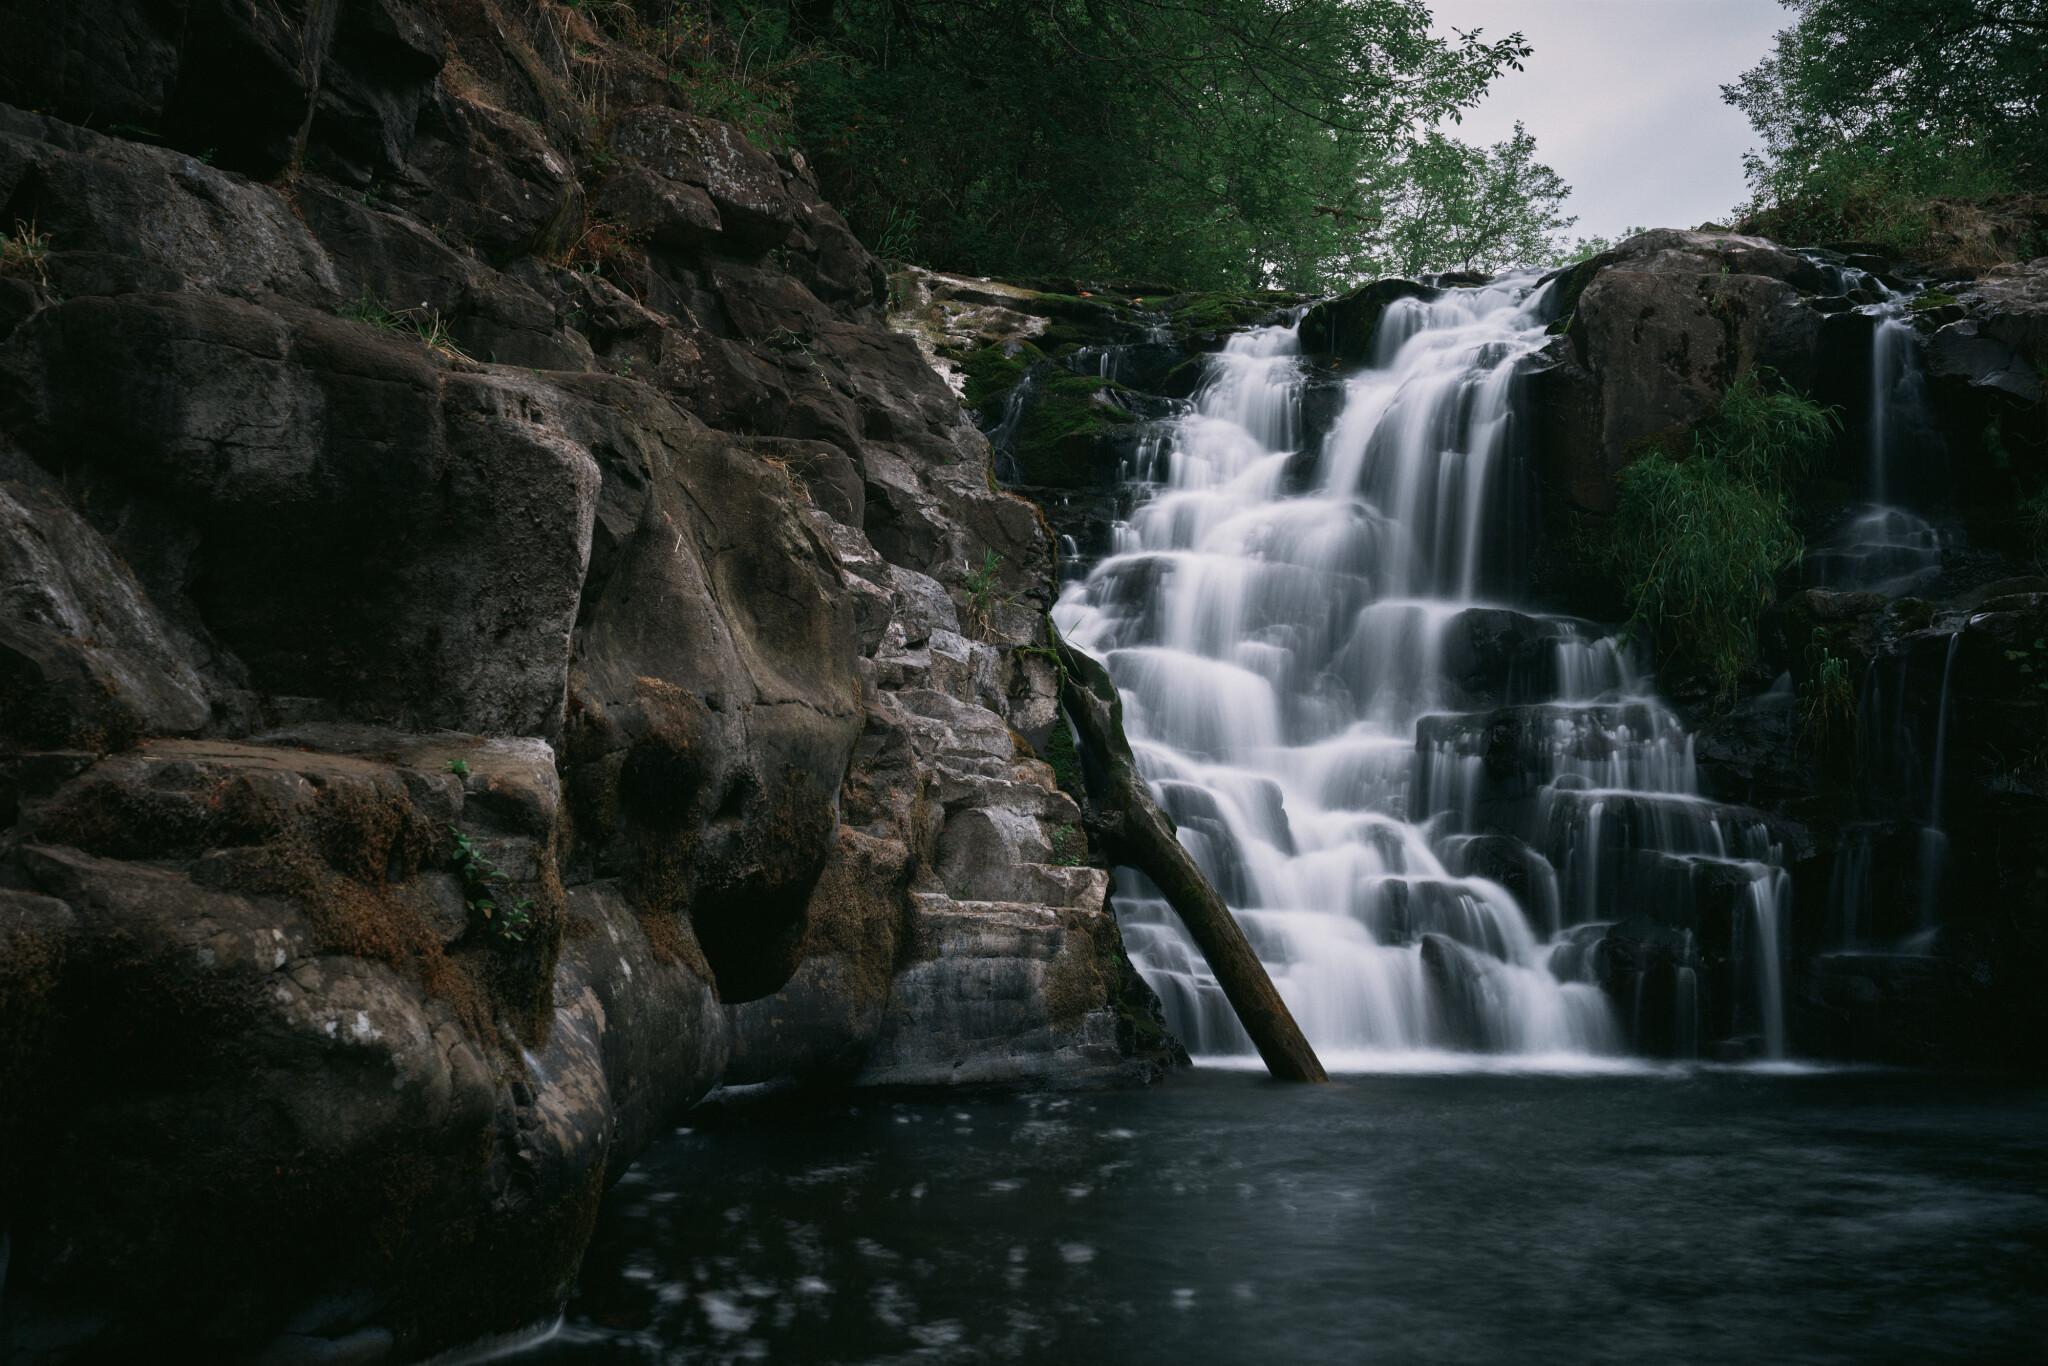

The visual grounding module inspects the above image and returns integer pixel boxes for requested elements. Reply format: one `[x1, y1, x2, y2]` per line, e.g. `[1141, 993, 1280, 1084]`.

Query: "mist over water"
[1053, 277, 1791, 1066]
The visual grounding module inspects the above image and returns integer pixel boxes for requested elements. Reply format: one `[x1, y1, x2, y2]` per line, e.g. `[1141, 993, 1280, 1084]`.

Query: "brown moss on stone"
[37, 750, 566, 1047]
[1043, 908, 1112, 1033]
[793, 827, 911, 1010]
[0, 892, 74, 1192]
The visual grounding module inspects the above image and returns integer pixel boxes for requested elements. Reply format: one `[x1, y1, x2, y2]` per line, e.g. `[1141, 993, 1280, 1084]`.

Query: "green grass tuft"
[1605, 369, 1839, 700]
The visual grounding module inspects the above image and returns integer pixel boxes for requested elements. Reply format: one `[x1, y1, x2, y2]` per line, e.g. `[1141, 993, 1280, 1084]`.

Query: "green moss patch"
[1013, 374, 1139, 487]
[1161, 291, 1277, 341]
[960, 341, 1045, 412]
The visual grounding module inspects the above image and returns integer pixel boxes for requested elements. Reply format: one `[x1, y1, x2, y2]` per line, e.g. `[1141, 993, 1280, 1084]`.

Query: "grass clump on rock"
[1605, 369, 1839, 700]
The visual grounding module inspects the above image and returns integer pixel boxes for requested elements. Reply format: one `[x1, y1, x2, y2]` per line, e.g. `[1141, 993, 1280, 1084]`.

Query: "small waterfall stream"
[1054, 277, 1793, 1066]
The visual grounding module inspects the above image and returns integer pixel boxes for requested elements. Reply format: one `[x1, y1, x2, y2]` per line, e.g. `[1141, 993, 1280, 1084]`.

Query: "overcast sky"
[1429, 0, 1793, 242]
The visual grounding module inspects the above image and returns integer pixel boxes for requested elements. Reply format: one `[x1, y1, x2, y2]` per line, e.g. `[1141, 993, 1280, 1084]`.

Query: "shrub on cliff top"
[1724, 0, 2046, 254]
[1606, 370, 1839, 700]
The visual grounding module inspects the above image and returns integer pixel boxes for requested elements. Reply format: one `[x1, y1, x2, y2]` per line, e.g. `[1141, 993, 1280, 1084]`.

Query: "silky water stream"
[1054, 276, 1788, 1067]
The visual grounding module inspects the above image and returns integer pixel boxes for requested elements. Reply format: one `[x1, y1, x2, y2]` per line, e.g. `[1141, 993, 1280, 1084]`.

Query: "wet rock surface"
[0, 6, 1170, 1361]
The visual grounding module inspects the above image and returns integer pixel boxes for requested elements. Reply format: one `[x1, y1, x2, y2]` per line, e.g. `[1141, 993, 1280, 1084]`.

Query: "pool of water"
[516, 1068, 2048, 1364]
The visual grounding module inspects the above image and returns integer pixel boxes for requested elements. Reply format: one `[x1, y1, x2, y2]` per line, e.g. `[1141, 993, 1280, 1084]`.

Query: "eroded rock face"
[0, 7, 1167, 1360]
[1931, 257, 2048, 404]
[1532, 230, 1826, 514]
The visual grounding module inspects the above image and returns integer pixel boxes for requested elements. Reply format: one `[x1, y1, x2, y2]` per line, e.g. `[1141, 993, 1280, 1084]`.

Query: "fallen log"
[1053, 627, 1328, 1083]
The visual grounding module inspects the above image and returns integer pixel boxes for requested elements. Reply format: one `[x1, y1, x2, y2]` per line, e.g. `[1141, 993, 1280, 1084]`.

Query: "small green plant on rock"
[1604, 369, 1838, 701]
[450, 829, 532, 943]
[443, 758, 471, 776]
[962, 549, 1014, 637]
[1048, 823, 1087, 867]
[2, 218, 51, 283]
[2003, 638, 2048, 698]
[1042, 709, 1085, 797]
[763, 325, 819, 372]
[337, 293, 472, 361]
[1798, 629, 1857, 761]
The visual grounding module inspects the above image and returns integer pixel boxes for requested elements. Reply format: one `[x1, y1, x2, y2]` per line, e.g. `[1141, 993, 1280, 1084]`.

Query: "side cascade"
[1053, 276, 1795, 1067]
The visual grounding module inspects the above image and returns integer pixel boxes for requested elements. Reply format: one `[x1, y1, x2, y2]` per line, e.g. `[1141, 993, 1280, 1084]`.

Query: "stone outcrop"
[885, 267, 1303, 562]
[0, 4, 1174, 1361]
[1530, 229, 1828, 514]
[1297, 277, 1439, 365]
[1928, 256, 2048, 405]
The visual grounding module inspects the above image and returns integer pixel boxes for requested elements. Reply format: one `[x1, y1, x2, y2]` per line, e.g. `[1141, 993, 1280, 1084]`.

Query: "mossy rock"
[1036, 320, 1111, 353]
[1157, 355, 1210, 399]
[1297, 278, 1439, 364]
[960, 340, 1045, 412]
[1013, 373, 1139, 487]
[1104, 278, 1181, 299]
[1160, 291, 1279, 346]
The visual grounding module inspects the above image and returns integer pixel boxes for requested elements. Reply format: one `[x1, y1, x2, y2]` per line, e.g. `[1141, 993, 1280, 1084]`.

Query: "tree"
[1368, 122, 1576, 276]
[1723, 0, 2047, 245]
[735, 0, 1541, 289]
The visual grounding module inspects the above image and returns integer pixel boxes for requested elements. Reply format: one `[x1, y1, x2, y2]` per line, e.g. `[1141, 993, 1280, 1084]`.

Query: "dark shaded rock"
[554, 385, 862, 1003]
[1593, 911, 1701, 1058]
[723, 827, 912, 1085]
[306, 0, 448, 185]
[0, 105, 342, 305]
[378, 83, 584, 264]
[1928, 317, 2041, 403]
[1297, 278, 1437, 365]
[1793, 951, 1978, 1066]
[3, 290, 600, 734]
[1420, 931, 1493, 1050]
[0, 466, 210, 749]
[1533, 264, 1818, 514]
[1437, 834, 1557, 936]
[1438, 607, 1557, 708]
[607, 104, 796, 254]
[0, 0, 346, 179]
[591, 163, 722, 249]
[0, 733, 635, 1362]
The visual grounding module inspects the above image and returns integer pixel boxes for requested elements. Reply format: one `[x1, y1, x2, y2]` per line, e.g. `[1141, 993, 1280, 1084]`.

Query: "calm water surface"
[518, 1068, 2048, 1364]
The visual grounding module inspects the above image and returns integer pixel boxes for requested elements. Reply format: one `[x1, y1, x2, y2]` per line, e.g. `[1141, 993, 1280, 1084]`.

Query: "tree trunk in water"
[1054, 629, 1328, 1084]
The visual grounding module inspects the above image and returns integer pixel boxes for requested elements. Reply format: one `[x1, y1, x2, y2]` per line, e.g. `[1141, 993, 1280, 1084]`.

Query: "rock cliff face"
[0, 3, 1172, 1361]
[1528, 229, 1829, 515]
[1524, 240, 2048, 1069]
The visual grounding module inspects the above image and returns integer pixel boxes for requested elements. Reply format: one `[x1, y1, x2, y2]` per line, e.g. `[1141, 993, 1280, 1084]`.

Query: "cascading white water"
[1805, 287, 1947, 595]
[1056, 276, 1793, 1067]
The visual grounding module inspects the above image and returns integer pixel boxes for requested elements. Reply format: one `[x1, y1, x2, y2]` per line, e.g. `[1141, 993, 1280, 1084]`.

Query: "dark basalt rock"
[1533, 267, 1821, 515]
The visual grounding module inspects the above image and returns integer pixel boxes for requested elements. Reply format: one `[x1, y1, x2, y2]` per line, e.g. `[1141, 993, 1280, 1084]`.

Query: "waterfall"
[988, 371, 1036, 483]
[1804, 283, 1948, 595]
[1055, 276, 1793, 1067]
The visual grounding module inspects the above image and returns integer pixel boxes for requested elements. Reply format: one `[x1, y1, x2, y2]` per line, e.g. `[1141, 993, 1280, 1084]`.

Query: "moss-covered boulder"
[1155, 290, 1299, 351]
[1297, 278, 1439, 364]
[959, 339, 1046, 412]
[1014, 374, 1141, 487]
